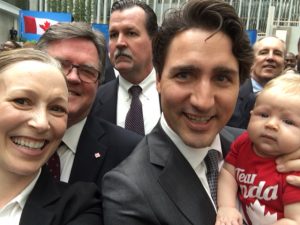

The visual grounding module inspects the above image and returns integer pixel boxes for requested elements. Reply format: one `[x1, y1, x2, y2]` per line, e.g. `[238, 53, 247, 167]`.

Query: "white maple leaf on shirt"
[246, 200, 277, 225]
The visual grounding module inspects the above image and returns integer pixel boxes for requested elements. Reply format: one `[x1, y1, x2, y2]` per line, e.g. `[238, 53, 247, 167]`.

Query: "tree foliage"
[46, 0, 97, 23]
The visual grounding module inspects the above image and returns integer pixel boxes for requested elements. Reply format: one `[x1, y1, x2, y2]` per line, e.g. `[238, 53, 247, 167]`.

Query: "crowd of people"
[1, 0, 300, 224]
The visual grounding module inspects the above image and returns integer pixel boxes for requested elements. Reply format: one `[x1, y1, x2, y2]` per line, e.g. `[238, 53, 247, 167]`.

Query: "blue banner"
[92, 23, 109, 42]
[246, 29, 257, 46]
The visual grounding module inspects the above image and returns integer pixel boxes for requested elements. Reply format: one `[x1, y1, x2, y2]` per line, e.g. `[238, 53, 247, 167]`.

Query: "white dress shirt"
[0, 170, 41, 225]
[117, 68, 161, 134]
[251, 77, 263, 93]
[58, 118, 87, 183]
[160, 114, 223, 209]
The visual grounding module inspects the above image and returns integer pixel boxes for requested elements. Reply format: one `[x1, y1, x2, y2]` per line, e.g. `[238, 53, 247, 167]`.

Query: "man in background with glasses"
[36, 22, 142, 189]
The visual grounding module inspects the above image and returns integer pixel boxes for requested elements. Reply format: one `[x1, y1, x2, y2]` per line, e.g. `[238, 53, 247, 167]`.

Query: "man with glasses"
[36, 22, 142, 188]
[58, 59, 101, 83]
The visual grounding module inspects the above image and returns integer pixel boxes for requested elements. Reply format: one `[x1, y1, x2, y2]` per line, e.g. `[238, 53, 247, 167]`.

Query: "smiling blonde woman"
[0, 48, 101, 225]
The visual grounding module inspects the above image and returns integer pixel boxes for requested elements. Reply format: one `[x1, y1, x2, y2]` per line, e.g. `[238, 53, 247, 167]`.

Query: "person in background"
[0, 40, 21, 52]
[0, 48, 101, 225]
[283, 52, 298, 74]
[91, 0, 161, 136]
[35, 22, 142, 188]
[227, 36, 286, 129]
[284, 52, 297, 70]
[216, 74, 300, 225]
[102, 0, 254, 224]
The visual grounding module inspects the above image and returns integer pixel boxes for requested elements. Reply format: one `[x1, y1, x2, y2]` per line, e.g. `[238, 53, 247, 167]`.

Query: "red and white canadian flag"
[23, 16, 58, 35]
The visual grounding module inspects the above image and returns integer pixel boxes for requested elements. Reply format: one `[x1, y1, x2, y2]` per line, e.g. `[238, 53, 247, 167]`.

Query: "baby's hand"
[215, 206, 243, 225]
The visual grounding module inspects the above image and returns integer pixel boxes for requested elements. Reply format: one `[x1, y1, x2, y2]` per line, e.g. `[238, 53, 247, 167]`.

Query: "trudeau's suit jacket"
[102, 123, 243, 225]
[67, 114, 143, 187]
[20, 167, 101, 225]
[227, 78, 256, 129]
[91, 79, 119, 124]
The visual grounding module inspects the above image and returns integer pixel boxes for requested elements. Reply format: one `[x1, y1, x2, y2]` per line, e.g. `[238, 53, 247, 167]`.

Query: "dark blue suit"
[227, 78, 256, 129]
[68, 114, 143, 187]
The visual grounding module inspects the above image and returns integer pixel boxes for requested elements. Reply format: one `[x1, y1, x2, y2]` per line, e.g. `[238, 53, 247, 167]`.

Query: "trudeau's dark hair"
[153, 0, 254, 84]
[35, 22, 106, 82]
[111, 0, 158, 38]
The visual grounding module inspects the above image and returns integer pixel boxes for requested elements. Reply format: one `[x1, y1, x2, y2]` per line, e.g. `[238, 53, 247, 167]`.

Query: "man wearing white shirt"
[227, 36, 286, 129]
[101, 1, 253, 224]
[91, 0, 160, 135]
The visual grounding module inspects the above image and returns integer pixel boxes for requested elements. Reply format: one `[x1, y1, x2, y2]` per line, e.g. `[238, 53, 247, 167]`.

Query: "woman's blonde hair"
[0, 48, 63, 75]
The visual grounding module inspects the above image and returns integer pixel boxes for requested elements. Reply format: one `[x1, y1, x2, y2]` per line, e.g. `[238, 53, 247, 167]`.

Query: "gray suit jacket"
[102, 123, 243, 225]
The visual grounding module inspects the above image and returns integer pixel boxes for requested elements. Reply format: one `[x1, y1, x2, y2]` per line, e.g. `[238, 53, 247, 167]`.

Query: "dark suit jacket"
[68, 114, 142, 188]
[227, 78, 256, 129]
[102, 123, 243, 225]
[90, 78, 119, 124]
[20, 167, 101, 225]
[101, 57, 116, 85]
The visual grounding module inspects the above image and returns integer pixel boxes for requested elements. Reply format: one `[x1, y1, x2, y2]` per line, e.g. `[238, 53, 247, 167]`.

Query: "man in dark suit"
[227, 36, 286, 129]
[91, 0, 161, 135]
[36, 22, 142, 187]
[102, 1, 254, 224]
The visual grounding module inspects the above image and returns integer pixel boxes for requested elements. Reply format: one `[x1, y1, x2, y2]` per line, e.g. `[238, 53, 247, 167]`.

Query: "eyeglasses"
[57, 59, 100, 83]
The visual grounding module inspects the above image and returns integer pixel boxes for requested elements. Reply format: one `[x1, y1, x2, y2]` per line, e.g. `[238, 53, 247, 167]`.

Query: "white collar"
[1, 169, 41, 211]
[119, 68, 156, 98]
[160, 114, 222, 169]
[62, 118, 87, 154]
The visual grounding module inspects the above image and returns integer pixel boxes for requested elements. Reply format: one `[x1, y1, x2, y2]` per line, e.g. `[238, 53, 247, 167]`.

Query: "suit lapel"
[69, 115, 108, 184]
[20, 168, 60, 225]
[149, 125, 216, 225]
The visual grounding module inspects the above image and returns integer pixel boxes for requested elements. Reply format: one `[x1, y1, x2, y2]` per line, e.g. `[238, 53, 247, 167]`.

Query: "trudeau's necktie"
[125, 85, 145, 135]
[204, 149, 219, 206]
[46, 151, 61, 181]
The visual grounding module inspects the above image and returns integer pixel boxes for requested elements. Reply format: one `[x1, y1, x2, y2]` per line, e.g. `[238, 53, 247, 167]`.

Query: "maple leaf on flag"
[39, 20, 51, 31]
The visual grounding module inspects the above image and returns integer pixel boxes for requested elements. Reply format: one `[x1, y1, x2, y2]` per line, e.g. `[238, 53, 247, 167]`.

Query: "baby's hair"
[258, 74, 300, 98]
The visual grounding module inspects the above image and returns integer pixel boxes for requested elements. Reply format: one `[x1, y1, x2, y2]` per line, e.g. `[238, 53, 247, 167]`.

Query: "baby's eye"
[260, 113, 269, 118]
[283, 119, 295, 126]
